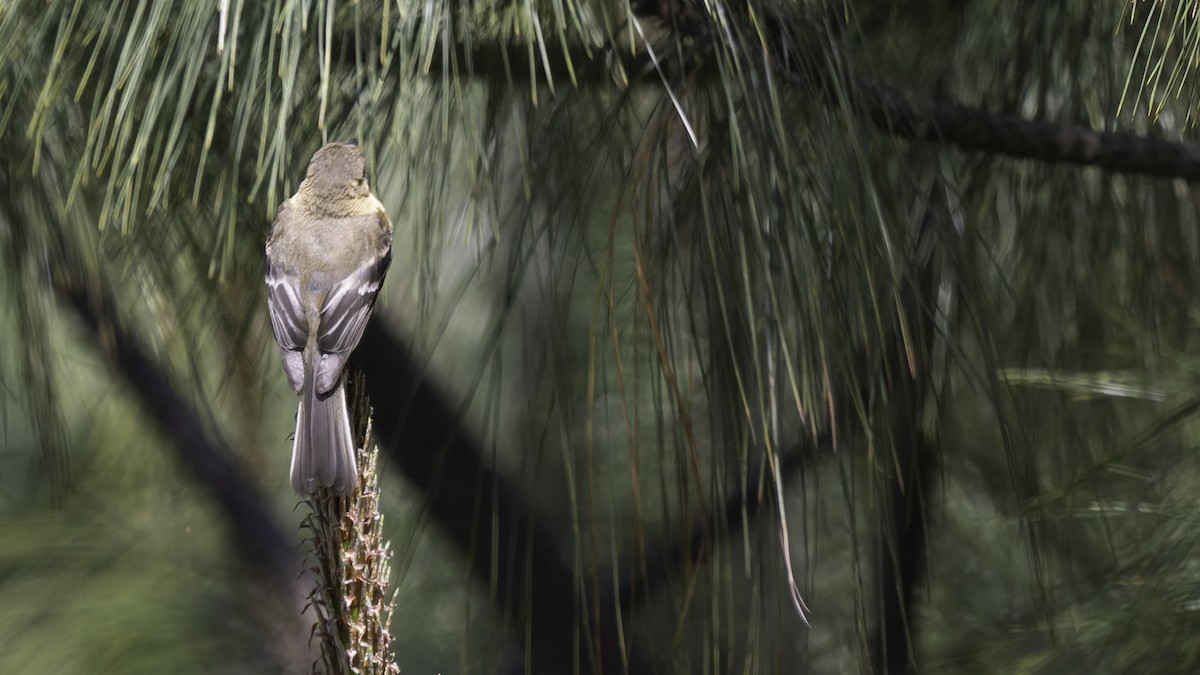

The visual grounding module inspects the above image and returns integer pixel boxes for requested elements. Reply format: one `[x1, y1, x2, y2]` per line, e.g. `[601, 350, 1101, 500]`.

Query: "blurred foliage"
[2, 0, 1200, 674]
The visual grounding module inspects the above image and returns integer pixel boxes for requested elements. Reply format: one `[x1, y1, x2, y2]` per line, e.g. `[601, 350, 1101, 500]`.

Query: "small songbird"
[265, 140, 393, 495]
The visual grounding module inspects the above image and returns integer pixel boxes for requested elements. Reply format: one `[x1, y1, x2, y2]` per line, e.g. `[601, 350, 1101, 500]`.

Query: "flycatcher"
[265, 141, 393, 495]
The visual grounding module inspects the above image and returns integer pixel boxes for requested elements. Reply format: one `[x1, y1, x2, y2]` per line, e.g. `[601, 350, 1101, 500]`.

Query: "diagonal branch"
[839, 71, 1200, 181]
[758, 11, 1200, 180]
[357, 322, 653, 675]
[52, 273, 300, 583]
[51, 262, 321, 673]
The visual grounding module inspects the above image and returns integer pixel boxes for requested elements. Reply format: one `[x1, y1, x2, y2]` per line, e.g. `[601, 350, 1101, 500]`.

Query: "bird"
[264, 140, 393, 495]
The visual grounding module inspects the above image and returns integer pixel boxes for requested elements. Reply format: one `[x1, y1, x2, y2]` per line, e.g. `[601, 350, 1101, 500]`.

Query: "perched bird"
[264, 141, 393, 495]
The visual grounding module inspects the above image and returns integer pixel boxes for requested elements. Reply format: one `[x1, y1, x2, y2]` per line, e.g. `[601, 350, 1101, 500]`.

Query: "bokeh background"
[4, 1, 1200, 673]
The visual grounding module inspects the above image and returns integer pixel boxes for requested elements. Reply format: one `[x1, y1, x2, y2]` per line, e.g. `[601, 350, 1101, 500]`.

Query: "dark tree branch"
[51, 261, 327, 674]
[444, 2, 1200, 182]
[851, 75, 1200, 181]
[53, 274, 300, 583]
[869, 194, 940, 675]
[356, 323, 653, 675]
[359, 319, 844, 673]
[761, 11, 1200, 181]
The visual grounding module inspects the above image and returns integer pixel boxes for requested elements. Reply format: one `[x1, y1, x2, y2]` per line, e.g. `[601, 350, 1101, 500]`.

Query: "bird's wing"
[313, 209, 393, 394]
[265, 203, 309, 392]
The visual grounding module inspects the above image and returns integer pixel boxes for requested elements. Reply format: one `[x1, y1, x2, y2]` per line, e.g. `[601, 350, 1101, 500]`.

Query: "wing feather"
[313, 210, 392, 394]
[265, 202, 309, 393]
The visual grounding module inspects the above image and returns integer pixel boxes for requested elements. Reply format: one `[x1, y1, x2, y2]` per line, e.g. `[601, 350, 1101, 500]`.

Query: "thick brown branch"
[854, 76, 1200, 181]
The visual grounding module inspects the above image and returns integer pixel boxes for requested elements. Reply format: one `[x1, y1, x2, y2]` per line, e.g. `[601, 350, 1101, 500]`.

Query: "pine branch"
[439, 2, 1200, 182]
[845, 73, 1200, 181]
[303, 369, 401, 675]
[750, 10, 1200, 181]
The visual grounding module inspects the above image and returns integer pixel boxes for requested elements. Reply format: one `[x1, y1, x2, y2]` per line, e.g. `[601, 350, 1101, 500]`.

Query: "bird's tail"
[291, 377, 358, 495]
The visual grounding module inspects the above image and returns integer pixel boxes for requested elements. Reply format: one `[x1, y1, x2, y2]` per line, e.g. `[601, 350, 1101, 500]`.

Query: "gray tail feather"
[290, 378, 358, 495]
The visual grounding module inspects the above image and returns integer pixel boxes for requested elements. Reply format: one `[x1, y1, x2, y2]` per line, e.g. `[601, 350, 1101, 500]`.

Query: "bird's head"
[302, 141, 369, 198]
